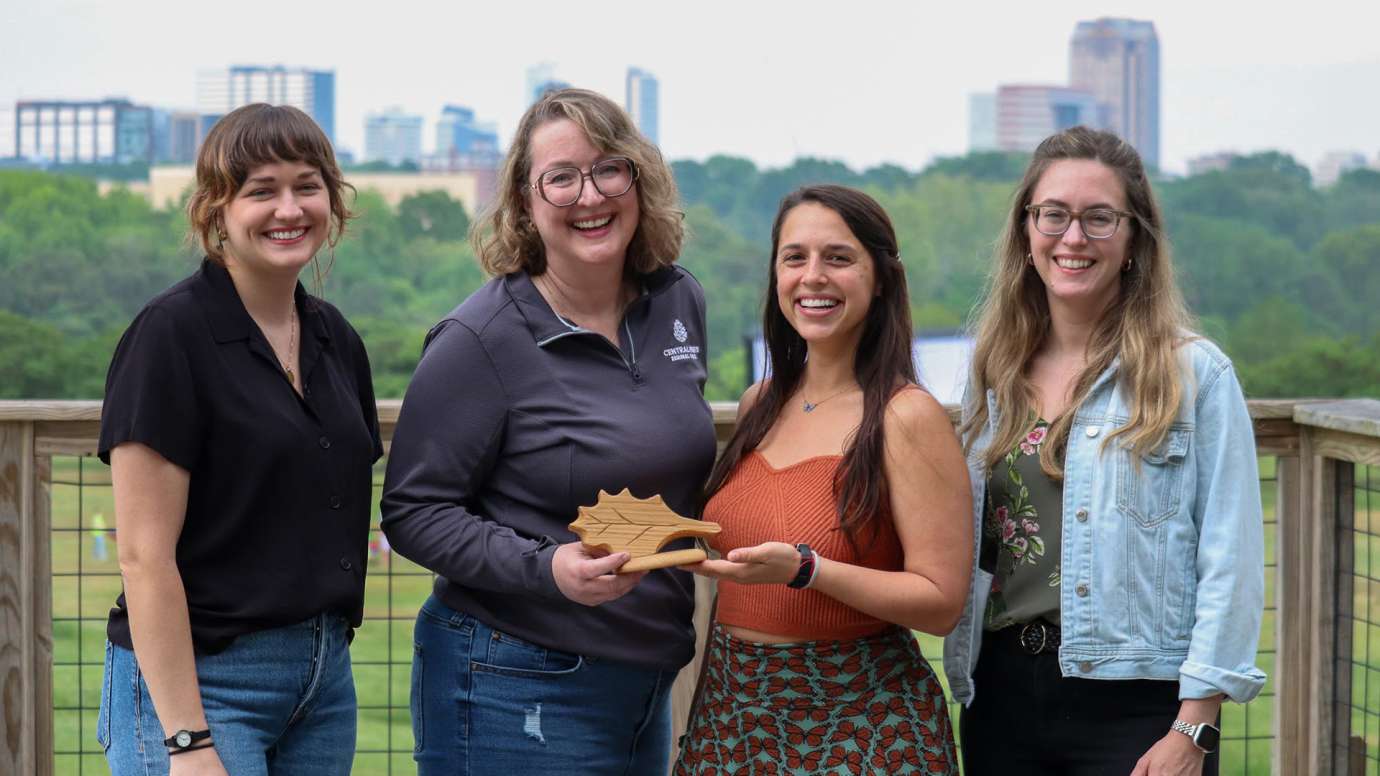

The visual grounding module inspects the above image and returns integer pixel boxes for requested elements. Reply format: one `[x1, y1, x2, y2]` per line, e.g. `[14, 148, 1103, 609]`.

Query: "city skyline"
[2, 0, 1377, 175]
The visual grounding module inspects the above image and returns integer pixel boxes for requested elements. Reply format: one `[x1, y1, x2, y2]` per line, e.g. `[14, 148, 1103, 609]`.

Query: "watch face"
[1194, 724, 1221, 753]
[175, 731, 192, 747]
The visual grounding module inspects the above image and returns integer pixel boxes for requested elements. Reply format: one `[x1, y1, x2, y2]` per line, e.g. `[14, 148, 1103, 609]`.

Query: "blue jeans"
[411, 594, 677, 775]
[98, 614, 356, 776]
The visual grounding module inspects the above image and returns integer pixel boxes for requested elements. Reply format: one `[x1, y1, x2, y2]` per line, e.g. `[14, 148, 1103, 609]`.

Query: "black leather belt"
[1016, 620, 1061, 655]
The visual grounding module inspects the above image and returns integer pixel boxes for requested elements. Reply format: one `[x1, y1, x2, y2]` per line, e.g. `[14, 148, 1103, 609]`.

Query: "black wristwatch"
[163, 728, 212, 751]
[786, 543, 816, 589]
[1170, 720, 1220, 753]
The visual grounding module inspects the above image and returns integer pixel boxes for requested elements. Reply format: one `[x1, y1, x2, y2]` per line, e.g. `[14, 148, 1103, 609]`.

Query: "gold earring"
[1123, 257, 1133, 272]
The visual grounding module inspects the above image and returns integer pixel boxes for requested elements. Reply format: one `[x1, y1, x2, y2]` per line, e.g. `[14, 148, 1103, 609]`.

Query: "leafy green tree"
[397, 190, 470, 243]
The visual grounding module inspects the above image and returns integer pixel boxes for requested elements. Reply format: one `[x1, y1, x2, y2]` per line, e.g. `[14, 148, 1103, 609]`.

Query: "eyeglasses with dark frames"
[1025, 204, 1133, 239]
[529, 157, 639, 207]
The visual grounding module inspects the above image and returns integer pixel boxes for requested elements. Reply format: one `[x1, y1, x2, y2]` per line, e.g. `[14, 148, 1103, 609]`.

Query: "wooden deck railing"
[2, 398, 1378, 776]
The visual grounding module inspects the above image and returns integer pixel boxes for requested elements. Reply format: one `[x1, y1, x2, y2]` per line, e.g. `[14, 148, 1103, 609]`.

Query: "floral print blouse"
[981, 420, 1064, 630]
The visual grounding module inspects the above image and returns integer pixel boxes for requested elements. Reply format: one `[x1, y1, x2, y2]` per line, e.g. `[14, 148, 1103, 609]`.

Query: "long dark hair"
[704, 185, 915, 549]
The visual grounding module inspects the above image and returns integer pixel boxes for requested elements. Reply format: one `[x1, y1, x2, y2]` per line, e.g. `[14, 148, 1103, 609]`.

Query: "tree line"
[2, 151, 1378, 401]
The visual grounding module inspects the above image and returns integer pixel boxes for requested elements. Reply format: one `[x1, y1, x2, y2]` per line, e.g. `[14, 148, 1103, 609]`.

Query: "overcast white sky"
[3, 0, 1377, 175]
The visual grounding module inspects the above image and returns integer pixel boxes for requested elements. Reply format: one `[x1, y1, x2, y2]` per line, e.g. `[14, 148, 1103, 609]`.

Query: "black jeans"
[960, 628, 1219, 776]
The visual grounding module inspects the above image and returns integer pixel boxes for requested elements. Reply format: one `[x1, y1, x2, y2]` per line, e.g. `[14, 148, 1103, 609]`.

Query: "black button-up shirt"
[98, 260, 382, 654]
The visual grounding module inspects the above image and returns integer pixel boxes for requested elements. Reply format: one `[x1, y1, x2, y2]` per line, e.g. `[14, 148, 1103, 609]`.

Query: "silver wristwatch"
[1171, 719, 1220, 753]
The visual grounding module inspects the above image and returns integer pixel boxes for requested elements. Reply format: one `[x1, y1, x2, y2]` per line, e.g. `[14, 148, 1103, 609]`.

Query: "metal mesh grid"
[1334, 462, 1380, 775]
[48, 453, 1283, 774]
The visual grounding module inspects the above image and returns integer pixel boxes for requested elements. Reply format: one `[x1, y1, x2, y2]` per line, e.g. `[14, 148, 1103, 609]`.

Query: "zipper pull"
[631, 362, 644, 384]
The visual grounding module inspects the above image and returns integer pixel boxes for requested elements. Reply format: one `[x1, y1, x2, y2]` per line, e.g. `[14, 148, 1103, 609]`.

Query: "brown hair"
[705, 185, 915, 550]
[472, 88, 682, 277]
[961, 126, 1194, 476]
[187, 103, 354, 281]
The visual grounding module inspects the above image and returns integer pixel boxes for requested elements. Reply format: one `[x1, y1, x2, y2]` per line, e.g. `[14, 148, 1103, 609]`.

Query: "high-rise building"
[150, 109, 199, 164]
[625, 67, 659, 145]
[364, 109, 424, 167]
[525, 63, 567, 106]
[994, 85, 1099, 153]
[435, 105, 499, 159]
[14, 99, 154, 164]
[1070, 18, 1160, 168]
[968, 93, 997, 152]
[0, 105, 15, 158]
[197, 65, 336, 145]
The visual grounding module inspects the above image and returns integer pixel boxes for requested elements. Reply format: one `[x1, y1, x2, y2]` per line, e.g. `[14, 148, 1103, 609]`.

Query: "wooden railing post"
[0, 420, 53, 776]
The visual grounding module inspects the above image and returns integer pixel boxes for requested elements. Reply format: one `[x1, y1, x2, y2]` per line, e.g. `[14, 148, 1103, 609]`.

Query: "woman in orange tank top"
[675, 185, 972, 775]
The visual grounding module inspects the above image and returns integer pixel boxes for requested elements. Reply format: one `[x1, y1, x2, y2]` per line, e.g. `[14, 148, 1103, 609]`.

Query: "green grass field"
[44, 455, 1299, 775]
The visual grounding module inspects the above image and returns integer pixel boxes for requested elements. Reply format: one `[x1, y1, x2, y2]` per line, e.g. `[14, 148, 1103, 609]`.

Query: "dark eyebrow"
[777, 242, 859, 254]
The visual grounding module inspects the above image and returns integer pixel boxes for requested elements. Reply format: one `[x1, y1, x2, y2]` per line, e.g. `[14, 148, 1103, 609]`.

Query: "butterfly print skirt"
[675, 625, 958, 775]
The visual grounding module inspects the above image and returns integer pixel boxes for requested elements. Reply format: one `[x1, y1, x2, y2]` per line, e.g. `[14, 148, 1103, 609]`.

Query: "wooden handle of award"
[569, 489, 721, 574]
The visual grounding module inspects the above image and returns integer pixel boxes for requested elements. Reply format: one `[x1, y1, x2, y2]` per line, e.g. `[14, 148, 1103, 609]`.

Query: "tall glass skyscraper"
[1070, 18, 1160, 169]
[625, 67, 659, 146]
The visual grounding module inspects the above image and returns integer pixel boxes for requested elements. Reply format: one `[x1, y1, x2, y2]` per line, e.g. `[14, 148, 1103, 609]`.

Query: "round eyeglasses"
[1025, 205, 1132, 239]
[530, 157, 638, 207]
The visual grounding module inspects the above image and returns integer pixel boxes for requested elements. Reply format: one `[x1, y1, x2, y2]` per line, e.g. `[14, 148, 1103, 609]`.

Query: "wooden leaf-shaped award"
[569, 489, 722, 573]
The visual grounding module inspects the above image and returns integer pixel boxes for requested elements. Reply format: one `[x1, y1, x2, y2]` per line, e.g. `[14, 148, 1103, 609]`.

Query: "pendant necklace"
[801, 385, 854, 413]
[272, 311, 299, 385]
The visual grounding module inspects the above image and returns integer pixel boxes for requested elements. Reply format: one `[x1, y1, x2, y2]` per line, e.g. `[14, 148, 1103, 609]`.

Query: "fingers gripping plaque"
[568, 489, 722, 573]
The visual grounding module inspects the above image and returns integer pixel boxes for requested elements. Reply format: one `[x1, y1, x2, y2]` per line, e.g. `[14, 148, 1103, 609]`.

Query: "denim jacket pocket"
[1116, 428, 1192, 528]
[96, 641, 114, 752]
[472, 628, 584, 679]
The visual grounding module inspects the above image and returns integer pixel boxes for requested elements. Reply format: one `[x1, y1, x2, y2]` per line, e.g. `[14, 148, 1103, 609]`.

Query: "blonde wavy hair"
[961, 126, 1194, 477]
[186, 103, 353, 284]
[473, 88, 683, 276]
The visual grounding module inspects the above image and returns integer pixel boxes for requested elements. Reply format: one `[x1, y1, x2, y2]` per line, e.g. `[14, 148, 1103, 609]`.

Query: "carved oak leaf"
[569, 489, 722, 573]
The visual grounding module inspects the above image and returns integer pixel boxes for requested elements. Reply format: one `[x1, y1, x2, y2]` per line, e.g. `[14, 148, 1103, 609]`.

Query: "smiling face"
[219, 160, 329, 278]
[1025, 158, 1133, 317]
[526, 118, 640, 276]
[774, 202, 877, 349]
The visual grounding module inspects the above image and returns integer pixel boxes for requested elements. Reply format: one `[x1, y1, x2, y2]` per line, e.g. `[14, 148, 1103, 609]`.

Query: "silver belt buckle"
[1018, 621, 1051, 654]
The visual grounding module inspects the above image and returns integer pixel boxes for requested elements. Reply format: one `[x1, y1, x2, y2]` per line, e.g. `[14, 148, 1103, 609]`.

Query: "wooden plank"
[0, 401, 101, 422]
[0, 422, 37, 776]
[1274, 455, 1307, 776]
[1330, 463, 1356, 773]
[33, 421, 101, 458]
[1308, 449, 1339, 774]
[1312, 429, 1380, 468]
[1296, 399, 1380, 440]
[28, 455, 52, 776]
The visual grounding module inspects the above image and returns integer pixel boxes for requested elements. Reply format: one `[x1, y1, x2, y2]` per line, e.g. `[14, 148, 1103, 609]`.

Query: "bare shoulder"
[884, 384, 951, 437]
[737, 380, 768, 422]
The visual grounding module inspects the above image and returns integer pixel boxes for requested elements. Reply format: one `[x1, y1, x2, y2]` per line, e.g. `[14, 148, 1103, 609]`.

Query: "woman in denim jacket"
[943, 127, 1265, 776]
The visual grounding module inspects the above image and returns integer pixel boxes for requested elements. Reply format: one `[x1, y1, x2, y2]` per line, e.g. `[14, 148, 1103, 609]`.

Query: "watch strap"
[1170, 719, 1219, 753]
[163, 728, 212, 750]
[786, 543, 815, 589]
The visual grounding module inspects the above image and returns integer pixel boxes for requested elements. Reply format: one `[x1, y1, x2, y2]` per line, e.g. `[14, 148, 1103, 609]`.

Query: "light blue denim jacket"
[943, 338, 1267, 705]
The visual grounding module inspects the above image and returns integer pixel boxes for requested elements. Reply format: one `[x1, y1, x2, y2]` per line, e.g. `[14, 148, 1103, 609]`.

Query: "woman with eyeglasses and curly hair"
[381, 88, 717, 774]
[945, 126, 1266, 776]
[97, 103, 381, 776]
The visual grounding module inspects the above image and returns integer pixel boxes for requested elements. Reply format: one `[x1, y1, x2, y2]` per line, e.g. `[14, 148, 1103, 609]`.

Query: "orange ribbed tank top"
[704, 451, 904, 640]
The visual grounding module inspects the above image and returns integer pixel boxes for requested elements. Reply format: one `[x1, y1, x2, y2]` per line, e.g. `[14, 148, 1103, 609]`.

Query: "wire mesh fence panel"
[1334, 463, 1380, 776]
[47, 453, 1283, 775]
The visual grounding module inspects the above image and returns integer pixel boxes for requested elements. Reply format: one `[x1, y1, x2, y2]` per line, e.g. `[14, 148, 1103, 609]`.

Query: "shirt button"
[1076, 583, 1089, 597]
[329, 495, 342, 509]
[339, 557, 353, 571]
[1079, 661, 1093, 673]
[1076, 508, 1089, 522]
[319, 435, 331, 449]
[1085, 426, 1100, 438]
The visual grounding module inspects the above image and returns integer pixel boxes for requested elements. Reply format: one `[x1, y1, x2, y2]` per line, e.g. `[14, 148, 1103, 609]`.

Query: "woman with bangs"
[97, 103, 381, 775]
[944, 126, 1265, 775]
[675, 185, 970, 775]
[381, 88, 716, 773]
